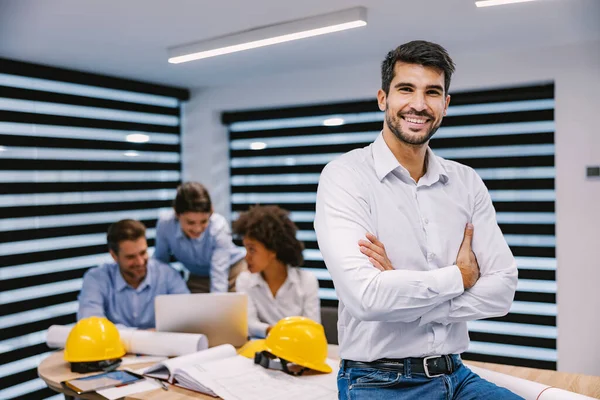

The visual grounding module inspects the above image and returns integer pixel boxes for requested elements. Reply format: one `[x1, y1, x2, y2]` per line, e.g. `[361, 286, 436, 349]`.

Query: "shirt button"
[423, 218, 429, 225]
[428, 253, 435, 261]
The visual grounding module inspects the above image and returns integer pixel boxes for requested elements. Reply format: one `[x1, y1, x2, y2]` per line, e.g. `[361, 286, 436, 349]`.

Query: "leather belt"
[343, 354, 459, 378]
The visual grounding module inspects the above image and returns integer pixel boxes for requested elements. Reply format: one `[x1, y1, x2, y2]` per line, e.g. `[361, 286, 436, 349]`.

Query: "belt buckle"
[423, 356, 444, 378]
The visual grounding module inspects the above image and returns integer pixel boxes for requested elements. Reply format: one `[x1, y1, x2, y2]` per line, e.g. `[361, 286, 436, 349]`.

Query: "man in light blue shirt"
[77, 219, 189, 329]
[153, 182, 246, 293]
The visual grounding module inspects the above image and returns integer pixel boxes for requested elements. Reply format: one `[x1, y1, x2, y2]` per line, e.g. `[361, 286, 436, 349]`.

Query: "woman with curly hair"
[233, 205, 320, 338]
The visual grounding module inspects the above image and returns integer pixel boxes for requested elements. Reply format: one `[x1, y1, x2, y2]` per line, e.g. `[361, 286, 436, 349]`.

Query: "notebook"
[143, 344, 339, 399]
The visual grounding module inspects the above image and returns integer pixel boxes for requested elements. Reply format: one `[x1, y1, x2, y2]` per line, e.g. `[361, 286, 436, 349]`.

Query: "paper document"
[177, 355, 338, 400]
[96, 378, 161, 400]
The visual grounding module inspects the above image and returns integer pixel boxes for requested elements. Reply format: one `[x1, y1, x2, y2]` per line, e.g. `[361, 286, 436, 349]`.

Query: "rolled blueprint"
[46, 325, 208, 357]
[468, 365, 596, 400]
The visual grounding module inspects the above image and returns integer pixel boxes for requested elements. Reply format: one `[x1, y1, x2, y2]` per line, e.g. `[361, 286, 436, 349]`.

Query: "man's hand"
[359, 233, 394, 271]
[456, 223, 480, 289]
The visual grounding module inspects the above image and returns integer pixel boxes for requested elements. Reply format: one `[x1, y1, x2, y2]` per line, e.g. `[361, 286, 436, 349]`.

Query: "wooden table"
[38, 347, 600, 399]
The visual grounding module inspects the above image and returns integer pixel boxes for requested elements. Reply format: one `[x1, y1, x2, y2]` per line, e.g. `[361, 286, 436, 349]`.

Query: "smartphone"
[62, 370, 144, 394]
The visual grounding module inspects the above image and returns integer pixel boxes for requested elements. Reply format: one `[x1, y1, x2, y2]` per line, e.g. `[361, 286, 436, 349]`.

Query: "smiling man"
[77, 219, 189, 329]
[314, 41, 521, 399]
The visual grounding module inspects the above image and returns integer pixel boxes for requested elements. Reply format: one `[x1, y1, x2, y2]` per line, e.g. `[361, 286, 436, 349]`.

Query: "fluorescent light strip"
[0, 73, 178, 108]
[304, 249, 323, 261]
[0, 378, 50, 400]
[0, 279, 82, 305]
[1, 253, 112, 280]
[0, 170, 180, 183]
[301, 268, 331, 280]
[230, 144, 553, 168]
[468, 341, 556, 362]
[435, 121, 554, 139]
[231, 192, 316, 204]
[318, 288, 338, 300]
[0, 228, 156, 257]
[467, 320, 556, 339]
[476, 0, 538, 8]
[510, 301, 556, 316]
[475, 167, 555, 180]
[517, 279, 556, 293]
[169, 7, 367, 64]
[0, 97, 179, 126]
[496, 212, 555, 224]
[0, 330, 48, 354]
[504, 234, 555, 247]
[0, 302, 78, 330]
[0, 188, 176, 207]
[231, 173, 321, 186]
[297, 230, 317, 242]
[489, 190, 555, 202]
[0, 146, 180, 163]
[230, 131, 380, 150]
[227, 99, 553, 132]
[0, 121, 180, 144]
[0, 208, 172, 232]
[0, 352, 53, 379]
[230, 152, 341, 168]
[434, 144, 554, 159]
[2, 247, 156, 280]
[515, 257, 556, 270]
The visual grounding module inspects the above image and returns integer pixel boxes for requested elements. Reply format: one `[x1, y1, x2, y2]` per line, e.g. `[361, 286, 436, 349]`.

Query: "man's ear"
[377, 89, 387, 112]
[443, 94, 451, 116]
[109, 249, 119, 263]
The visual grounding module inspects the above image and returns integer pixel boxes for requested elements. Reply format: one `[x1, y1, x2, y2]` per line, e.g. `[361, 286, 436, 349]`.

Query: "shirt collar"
[248, 266, 296, 288]
[420, 147, 450, 186]
[114, 261, 152, 292]
[372, 132, 449, 185]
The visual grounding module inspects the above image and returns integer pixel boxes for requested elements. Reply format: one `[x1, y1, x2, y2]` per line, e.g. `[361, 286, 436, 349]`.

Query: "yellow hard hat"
[249, 316, 332, 374]
[64, 317, 126, 363]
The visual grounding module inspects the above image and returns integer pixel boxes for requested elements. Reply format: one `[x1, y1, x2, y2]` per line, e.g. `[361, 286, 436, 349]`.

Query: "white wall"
[182, 41, 600, 375]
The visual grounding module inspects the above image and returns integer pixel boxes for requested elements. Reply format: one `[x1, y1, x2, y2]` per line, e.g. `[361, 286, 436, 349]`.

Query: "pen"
[154, 378, 169, 391]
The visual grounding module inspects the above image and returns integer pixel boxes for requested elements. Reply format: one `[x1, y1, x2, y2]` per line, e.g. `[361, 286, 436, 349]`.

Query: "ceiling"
[0, 0, 598, 90]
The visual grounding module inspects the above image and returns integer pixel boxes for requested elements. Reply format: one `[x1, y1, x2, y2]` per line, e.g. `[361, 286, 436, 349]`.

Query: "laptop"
[155, 293, 248, 347]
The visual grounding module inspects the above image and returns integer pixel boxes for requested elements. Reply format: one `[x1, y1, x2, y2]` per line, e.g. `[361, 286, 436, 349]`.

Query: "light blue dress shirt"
[315, 132, 518, 362]
[153, 212, 246, 293]
[77, 258, 190, 329]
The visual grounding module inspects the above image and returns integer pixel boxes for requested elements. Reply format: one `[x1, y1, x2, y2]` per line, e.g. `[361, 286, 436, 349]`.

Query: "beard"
[385, 106, 441, 146]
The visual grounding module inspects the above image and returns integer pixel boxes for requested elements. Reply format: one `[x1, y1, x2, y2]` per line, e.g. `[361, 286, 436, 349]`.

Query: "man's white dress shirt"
[314, 133, 518, 362]
[236, 267, 321, 338]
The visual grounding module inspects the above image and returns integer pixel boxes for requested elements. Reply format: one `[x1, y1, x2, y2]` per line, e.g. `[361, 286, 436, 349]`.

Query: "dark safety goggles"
[254, 351, 308, 376]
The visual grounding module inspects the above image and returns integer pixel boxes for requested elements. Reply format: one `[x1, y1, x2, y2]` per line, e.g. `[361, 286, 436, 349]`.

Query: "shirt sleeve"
[301, 270, 321, 323]
[153, 218, 171, 264]
[77, 268, 107, 320]
[209, 219, 234, 293]
[419, 173, 518, 326]
[165, 264, 191, 294]
[314, 162, 464, 323]
[236, 273, 270, 338]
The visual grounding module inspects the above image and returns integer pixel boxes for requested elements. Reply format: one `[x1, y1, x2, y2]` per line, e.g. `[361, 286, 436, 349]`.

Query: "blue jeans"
[337, 356, 524, 400]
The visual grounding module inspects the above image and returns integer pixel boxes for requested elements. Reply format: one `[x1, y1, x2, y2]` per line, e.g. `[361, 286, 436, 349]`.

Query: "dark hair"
[174, 182, 212, 214]
[381, 40, 455, 95]
[107, 219, 146, 254]
[232, 205, 304, 267]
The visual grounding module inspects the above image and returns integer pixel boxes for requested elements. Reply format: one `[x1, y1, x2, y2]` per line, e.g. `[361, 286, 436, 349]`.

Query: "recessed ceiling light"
[323, 117, 345, 126]
[126, 133, 150, 143]
[124, 151, 140, 157]
[476, 0, 538, 7]
[168, 7, 367, 64]
[250, 142, 267, 150]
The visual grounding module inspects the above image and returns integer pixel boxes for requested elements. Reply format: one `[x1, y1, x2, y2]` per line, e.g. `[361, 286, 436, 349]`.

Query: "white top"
[314, 133, 518, 362]
[235, 267, 321, 338]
